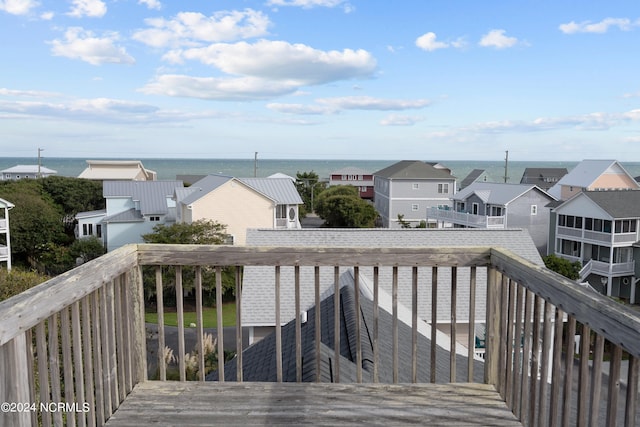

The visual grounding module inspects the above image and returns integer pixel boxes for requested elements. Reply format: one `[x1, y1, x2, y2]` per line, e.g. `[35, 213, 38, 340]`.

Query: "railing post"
[0, 336, 33, 427]
[132, 265, 148, 384]
[485, 266, 501, 387]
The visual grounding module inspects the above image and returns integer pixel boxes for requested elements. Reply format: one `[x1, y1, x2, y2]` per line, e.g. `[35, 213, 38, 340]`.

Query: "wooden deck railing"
[1, 243, 639, 426]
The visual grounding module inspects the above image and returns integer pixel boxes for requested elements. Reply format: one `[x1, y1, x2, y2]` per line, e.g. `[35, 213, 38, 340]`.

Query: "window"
[412, 204, 419, 211]
[438, 183, 449, 194]
[558, 239, 581, 257]
[82, 224, 88, 236]
[531, 205, 537, 215]
[615, 219, 637, 234]
[559, 214, 583, 229]
[150, 216, 160, 222]
[412, 183, 419, 190]
[472, 203, 479, 215]
[96, 224, 102, 238]
[276, 205, 287, 219]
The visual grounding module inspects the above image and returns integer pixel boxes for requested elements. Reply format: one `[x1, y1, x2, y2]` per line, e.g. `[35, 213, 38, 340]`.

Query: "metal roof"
[459, 169, 486, 189]
[177, 175, 235, 205]
[453, 182, 555, 205]
[1, 165, 57, 174]
[548, 160, 639, 198]
[239, 177, 303, 204]
[103, 180, 183, 215]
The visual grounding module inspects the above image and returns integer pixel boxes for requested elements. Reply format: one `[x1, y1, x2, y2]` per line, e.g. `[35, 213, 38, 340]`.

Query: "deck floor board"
[105, 382, 522, 426]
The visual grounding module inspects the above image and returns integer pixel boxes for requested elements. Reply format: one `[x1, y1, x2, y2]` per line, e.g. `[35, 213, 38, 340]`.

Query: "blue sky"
[1, 0, 640, 161]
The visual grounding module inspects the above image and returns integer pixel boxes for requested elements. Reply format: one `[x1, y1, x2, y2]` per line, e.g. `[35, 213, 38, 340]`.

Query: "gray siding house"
[552, 190, 640, 303]
[373, 161, 456, 228]
[427, 182, 556, 255]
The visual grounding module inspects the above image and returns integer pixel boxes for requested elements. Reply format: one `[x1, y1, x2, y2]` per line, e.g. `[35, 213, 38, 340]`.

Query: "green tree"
[295, 171, 326, 217]
[69, 236, 106, 264]
[315, 185, 377, 228]
[40, 176, 104, 238]
[0, 268, 49, 302]
[142, 220, 234, 306]
[0, 180, 67, 267]
[543, 254, 581, 280]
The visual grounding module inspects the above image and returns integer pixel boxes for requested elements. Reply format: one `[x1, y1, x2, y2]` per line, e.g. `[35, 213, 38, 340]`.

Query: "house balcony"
[427, 207, 506, 229]
[2, 245, 640, 426]
[579, 258, 636, 280]
[557, 226, 638, 245]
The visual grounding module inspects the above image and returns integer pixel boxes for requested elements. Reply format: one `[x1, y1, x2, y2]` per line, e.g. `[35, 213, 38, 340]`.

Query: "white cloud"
[132, 9, 271, 48]
[40, 10, 53, 19]
[170, 40, 376, 85]
[623, 91, 640, 98]
[479, 29, 518, 49]
[138, 0, 161, 10]
[559, 17, 635, 34]
[0, 0, 38, 15]
[380, 114, 424, 126]
[49, 27, 135, 65]
[268, 96, 429, 116]
[266, 0, 353, 12]
[318, 96, 429, 110]
[139, 74, 300, 100]
[67, 0, 106, 18]
[0, 88, 62, 98]
[415, 32, 449, 51]
[267, 103, 335, 115]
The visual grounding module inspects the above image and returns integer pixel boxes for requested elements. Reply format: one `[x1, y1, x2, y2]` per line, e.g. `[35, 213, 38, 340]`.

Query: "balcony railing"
[1, 244, 639, 426]
[427, 207, 506, 229]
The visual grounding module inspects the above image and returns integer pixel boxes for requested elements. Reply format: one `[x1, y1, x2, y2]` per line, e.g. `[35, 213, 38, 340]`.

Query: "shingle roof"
[330, 166, 372, 176]
[239, 177, 303, 204]
[519, 168, 568, 189]
[103, 180, 183, 215]
[577, 190, 640, 219]
[210, 283, 484, 383]
[452, 182, 555, 205]
[459, 169, 486, 189]
[241, 229, 542, 327]
[373, 161, 456, 180]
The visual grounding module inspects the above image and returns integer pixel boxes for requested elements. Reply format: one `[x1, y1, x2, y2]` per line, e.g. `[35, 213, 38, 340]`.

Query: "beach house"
[373, 160, 457, 228]
[329, 166, 374, 200]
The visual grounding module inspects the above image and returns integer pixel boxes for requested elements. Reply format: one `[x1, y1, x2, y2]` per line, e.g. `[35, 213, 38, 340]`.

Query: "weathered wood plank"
[105, 382, 522, 427]
[0, 244, 138, 346]
[136, 244, 492, 268]
[490, 248, 640, 358]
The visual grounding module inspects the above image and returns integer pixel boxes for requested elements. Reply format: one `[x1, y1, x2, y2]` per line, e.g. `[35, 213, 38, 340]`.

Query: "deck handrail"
[1, 243, 639, 426]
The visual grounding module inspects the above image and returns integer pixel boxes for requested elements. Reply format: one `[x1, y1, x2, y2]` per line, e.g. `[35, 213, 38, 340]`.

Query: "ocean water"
[2, 157, 640, 184]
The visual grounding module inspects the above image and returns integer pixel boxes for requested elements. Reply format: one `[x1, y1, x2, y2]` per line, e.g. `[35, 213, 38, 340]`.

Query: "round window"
[289, 207, 296, 220]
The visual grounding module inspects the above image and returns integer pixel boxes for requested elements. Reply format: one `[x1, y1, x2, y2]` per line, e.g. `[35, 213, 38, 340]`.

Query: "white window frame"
[411, 204, 419, 211]
[412, 183, 419, 190]
[531, 205, 538, 215]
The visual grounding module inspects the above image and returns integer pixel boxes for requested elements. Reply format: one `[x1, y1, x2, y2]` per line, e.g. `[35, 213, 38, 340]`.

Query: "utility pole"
[254, 152, 258, 177]
[503, 150, 509, 183]
[38, 147, 44, 178]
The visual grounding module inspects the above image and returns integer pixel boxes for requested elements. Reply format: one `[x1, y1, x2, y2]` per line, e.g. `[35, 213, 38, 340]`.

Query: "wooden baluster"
[450, 266, 457, 383]
[195, 266, 205, 381]
[314, 266, 321, 383]
[549, 307, 564, 427]
[431, 266, 438, 383]
[275, 266, 282, 383]
[215, 266, 225, 382]
[561, 316, 576, 427]
[155, 267, 166, 381]
[175, 266, 186, 381]
[467, 266, 477, 383]
[588, 334, 605, 427]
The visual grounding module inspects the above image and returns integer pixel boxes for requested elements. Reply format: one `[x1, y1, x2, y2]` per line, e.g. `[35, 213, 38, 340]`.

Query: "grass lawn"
[145, 303, 236, 328]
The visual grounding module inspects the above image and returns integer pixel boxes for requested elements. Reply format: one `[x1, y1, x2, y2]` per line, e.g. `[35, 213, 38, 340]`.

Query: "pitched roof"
[103, 180, 183, 215]
[238, 177, 303, 205]
[548, 160, 639, 198]
[78, 160, 156, 181]
[241, 228, 543, 327]
[570, 190, 640, 219]
[373, 161, 455, 180]
[330, 166, 372, 176]
[519, 168, 568, 189]
[452, 182, 555, 205]
[103, 208, 144, 223]
[459, 169, 486, 189]
[210, 283, 484, 383]
[1, 165, 57, 174]
[177, 175, 234, 205]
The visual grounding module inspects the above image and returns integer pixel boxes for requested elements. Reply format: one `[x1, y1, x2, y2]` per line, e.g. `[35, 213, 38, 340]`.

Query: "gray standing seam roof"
[103, 180, 183, 215]
[238, 177, 303, 205]
[452, 182, 555, 205]
[179, 175, 234, 206]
